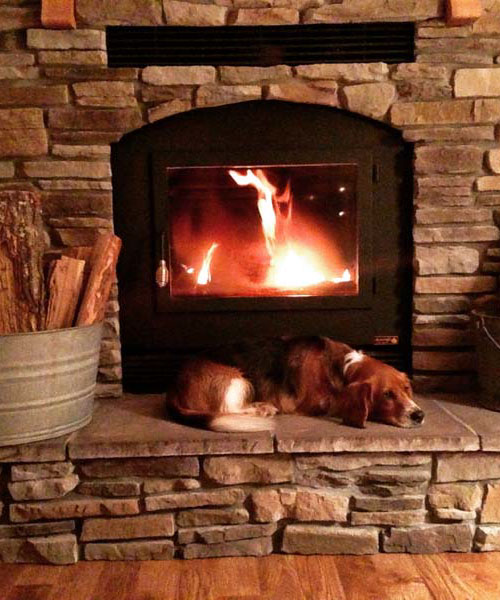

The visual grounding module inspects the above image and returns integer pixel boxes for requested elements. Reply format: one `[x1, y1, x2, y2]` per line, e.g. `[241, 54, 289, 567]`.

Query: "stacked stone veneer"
[2, 1, 500, 393]
[4, 447, 500, 562]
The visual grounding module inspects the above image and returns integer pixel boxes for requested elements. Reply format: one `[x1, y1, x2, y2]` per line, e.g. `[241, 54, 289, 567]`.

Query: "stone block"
[0, 108, 44, 129]
[176, 507, 249, 528]
[85, 539, 174, 561]
[142, 66, 216, 86]
[0, 534, 78, 565]
[415, 246, 480, 275]
[383, 524, 474, 553]
[414, 315, 470, 327]
[414, 275, 496, 294]
[22, 161, 111, 179]
[41, 191, 112, 218]
[481, 484, 500, 523]
[196, 84, 261, 107]
[414, 226, 499, 243]
[415, 209, 490, 225]
[342, 82, 395, 119]
[11, 462, 76, 483]
[415, 145, 483, 174]
[27, 29, 105, 50]
[412, 328, 473, 346]
[353, 496, 424, 512]
[390, 100, 474, 126]
[8, 475, 79, 501]
[0, 53, 35, 66]
[296, 62, 388, 83]
[142, 85, 192, 103]
[0, 66, 38, 80]
[362, 467, 431, 484]
[304, 0, 440, 22]
[203, 455, 293, 485]
[434, 508, 476, 520]
[77, 0, 163, 25]
[475, 526, 500, 551]
[73, 81, 135, 98]
[52, 145, 110, 158]
[474, 99, 500, 122]
[234, 8, 299, 24]
[455, 68, 500, 97]
[10, 495, 140, 523]
[251, 488, 349, 523]
[79, 457, 199, 478]
[0, 6, 40, 31]
[148, 99, 192, 123]
[295, 454, 431, 471]
[268, 80, 338, 106]
[38, 51, 107, 66]
[437, 453, 500, 483]
[77, 479, 141, 498]
[142, 478, 200, 494]
[81, 513, 175, 542]
[220, 65, 292, 84]
[0, 521, 75, 539]
[413, 352, 474, 371]
[45, 67, 139, 81]
[0, 85, 69, 106]
[183, 537, 272, 559]
[477, 176, 500, 191]
[359, 482, 429, 498]
[404, 126, 494, 143]
[0, 129, 48, 157]
[428, 483, 483, 511]
[165, 1, 227, 25]
[146, 488, 245, 511]
[178, 523, 277, 545]
[414, 296, 471, 315]
[282, 525, 379, 555]
[48, 108, 143, 132]
[0, 162, 14, 178]
[351, 510, 426, 526]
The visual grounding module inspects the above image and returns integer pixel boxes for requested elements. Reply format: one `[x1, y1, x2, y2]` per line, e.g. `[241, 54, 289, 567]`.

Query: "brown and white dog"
[167, 336, 424, 432]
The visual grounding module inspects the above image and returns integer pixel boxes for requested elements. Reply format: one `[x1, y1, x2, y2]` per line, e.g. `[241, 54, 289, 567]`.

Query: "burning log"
[0, 191, 46, 335]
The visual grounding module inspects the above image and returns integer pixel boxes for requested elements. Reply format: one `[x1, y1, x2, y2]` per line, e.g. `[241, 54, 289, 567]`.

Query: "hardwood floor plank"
[0, 564, 25, 595]
[6, 585, 53, 600]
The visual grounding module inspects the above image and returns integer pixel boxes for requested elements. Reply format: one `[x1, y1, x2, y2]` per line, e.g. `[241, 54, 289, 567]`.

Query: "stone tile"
[76, 0, 163, 25]
[428, 482, 483, 511]
[164, 1, 226, 25]
[203, 455, 293, 485]
[178, 523, 277, 545]
[0, 436, 69, 464]
[79, 456, 199, 478]
[142, 478, 200, 494]
[176, 507, 249, 528]
[0, 85, 69, 106]
[11, 462, 74, 481]
[234, 8, 299, 25]
[69, 395, 273, 458]
[145, 488, 245, 512]
[85, 539, 174, 561]
[481, 484, 500, 523]
[0, 534, 78, 565]
[27, 29, 105, 50]
[296, 62, 388, 83]
[183, 537, 272, 559]
[8, 475, 79, 501]
[220, 65, 292, 84]
[383, 524, 474, 553]
[351, 510, 426, 526]
[353, 496, 424, 512]
[81, 513, 175, 541]
[475, 526, 500, 551]
[0, 521, 75, 539]
[77, 479, 141, 497]
[38, 51, 107, 66]
[142, 66, 216, 86]
[296, 454, 431, 471]
[434, 394, 500, 451]
[275, 396, 479, 453]
[10, 494, 140, 523]
[282, 525, 379, 555]
[342, 82, 395, 119]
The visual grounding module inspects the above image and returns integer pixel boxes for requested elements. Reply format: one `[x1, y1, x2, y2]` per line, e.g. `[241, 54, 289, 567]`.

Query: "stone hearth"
[2, 393, 500, 563]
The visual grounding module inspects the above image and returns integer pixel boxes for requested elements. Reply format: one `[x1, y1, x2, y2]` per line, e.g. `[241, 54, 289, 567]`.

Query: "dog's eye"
[383, 390, 394, 399]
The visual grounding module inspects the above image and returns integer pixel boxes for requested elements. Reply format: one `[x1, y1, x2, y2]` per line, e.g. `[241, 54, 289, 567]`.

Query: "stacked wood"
[0, 191, 46, 335]
[45, 256, 85, 330]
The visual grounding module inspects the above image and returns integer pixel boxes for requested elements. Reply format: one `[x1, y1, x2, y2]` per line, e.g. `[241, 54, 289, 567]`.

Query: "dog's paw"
[253, 403, 279, 417]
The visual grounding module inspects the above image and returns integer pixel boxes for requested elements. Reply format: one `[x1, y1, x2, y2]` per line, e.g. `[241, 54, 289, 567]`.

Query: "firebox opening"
[166, 163, 358, 299]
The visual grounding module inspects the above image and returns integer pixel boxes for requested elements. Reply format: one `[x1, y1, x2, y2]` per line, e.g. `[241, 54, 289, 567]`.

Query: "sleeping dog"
[167, 336, 424, 432]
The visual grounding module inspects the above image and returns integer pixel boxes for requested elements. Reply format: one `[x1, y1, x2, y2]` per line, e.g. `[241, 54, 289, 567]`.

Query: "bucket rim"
[0, 321, 103, 340]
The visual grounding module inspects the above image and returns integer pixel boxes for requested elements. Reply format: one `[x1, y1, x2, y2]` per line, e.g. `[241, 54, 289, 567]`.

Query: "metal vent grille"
[107, 23, 415, 68]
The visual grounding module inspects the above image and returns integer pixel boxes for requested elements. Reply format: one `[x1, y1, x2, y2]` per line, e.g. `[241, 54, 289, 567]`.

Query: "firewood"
[41, 0, 76, 29]
[45, 256, 85, 330]
[62, 245, 93, 291]
[76, 233, 122, 326]
[445, 0, 482, 25]
[0, 191, 46, 334]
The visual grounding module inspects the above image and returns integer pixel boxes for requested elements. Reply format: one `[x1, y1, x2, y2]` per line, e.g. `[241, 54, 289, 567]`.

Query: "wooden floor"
[1, 553, 500, 600]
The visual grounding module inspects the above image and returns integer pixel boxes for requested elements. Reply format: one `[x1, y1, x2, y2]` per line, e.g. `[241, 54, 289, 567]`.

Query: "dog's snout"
[410, 409, 425, 424]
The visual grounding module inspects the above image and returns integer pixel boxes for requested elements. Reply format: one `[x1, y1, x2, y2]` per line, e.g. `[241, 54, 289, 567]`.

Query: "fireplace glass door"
[165, 163, 358, 299]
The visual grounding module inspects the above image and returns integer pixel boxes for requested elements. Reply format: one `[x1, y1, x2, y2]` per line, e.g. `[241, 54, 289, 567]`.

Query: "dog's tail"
[166, 394, 274, 432]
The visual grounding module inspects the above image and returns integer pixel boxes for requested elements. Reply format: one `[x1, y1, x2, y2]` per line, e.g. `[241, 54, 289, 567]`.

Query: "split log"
[45, 256, 85, 330]
[0, 191, 46, 334]
[63, 245, 93, 291]
[76, 233, 121, 326]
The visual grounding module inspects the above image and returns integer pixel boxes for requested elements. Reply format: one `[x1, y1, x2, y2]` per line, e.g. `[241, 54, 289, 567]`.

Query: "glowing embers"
[167, 164, 358, 298]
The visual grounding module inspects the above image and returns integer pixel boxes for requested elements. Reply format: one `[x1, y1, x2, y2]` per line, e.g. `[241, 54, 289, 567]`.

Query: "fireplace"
[112, 101, 412, 391]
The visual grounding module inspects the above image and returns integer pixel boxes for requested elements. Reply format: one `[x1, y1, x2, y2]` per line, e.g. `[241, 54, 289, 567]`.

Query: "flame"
[197, 242, 218, 285]
[332, 269, 351, 284]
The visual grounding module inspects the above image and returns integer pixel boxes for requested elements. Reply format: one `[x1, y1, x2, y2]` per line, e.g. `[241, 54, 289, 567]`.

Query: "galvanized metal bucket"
[473, 309, 500, 412]
[0, 322, 103, 446]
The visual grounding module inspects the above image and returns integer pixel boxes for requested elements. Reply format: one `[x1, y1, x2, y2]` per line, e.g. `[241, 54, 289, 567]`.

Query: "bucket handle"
[477, 314, 500, 352]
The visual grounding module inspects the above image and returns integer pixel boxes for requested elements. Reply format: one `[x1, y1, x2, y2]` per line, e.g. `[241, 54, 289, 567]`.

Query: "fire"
[197, 242, 218, 285]
[229, 168, 351, 290]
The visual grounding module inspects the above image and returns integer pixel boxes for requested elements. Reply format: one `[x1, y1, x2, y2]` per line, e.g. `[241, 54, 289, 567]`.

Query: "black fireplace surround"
[112, 101, 413, 391]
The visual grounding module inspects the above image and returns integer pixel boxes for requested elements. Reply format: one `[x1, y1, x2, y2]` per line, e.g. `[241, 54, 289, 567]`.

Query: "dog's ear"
[341, 381, 372, 428]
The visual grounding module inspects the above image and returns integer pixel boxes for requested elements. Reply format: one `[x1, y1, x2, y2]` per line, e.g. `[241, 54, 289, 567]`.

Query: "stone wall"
[1, 0, 500, 392]
[3, 447, 500, 562]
